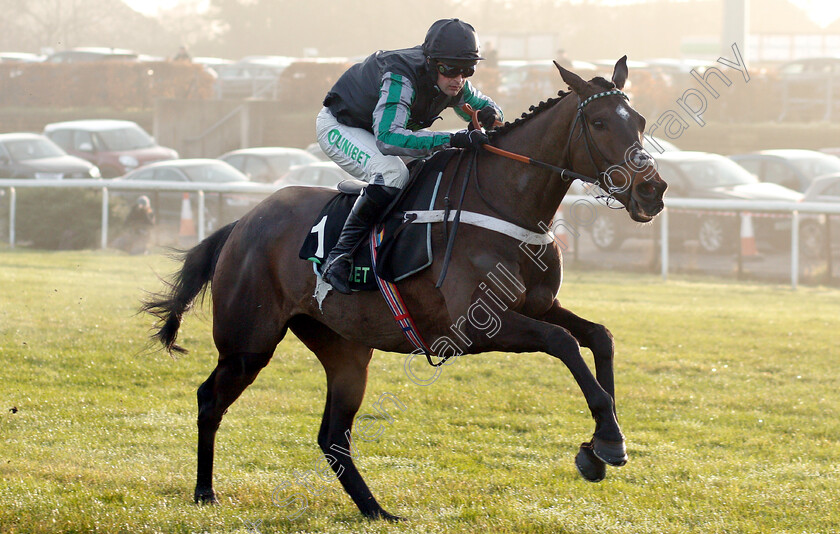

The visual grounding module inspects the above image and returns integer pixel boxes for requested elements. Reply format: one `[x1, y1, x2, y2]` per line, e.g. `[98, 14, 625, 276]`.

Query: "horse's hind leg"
[289, 316, 400, 521]
[195, 350, 274, 504]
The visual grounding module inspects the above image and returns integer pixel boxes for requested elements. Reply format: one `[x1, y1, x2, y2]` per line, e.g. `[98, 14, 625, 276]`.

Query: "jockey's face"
[437, 71, 466, 97]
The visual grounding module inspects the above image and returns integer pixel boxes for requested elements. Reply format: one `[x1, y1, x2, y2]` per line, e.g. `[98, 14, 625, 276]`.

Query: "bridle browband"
[576, 89, 627, 110]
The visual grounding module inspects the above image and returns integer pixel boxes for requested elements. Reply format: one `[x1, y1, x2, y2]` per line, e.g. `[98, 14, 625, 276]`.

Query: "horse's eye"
[592, 120, 606, 131]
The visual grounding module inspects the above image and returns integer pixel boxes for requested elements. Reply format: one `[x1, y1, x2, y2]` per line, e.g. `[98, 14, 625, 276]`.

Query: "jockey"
[316, 18, 504, 294]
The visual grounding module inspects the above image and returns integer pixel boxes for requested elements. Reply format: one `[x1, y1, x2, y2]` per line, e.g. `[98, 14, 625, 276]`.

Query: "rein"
[482, 144, 599, 185]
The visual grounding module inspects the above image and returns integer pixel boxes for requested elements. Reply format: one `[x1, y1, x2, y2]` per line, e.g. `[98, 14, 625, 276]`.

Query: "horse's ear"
[612, 55, 628, 90]
[554, 60, 587, 94]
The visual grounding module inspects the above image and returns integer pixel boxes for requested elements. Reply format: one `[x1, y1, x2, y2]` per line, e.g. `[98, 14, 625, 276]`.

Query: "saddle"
[299, 150, 458, 291]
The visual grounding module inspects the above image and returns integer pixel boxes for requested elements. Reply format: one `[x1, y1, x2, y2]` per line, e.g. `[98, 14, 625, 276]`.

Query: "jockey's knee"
[368, 155, 409, 188]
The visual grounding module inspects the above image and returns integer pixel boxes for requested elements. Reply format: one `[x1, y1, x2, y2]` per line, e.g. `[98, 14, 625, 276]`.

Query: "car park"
[584, 151, 802, 253]
[729, 149, 840, 192]
[273, 161, 352, 189]
[0, 133, 100, 179]
[110, 159, 262, 231]
[218, 147, 319, 183]
[43, 119, 178, 177]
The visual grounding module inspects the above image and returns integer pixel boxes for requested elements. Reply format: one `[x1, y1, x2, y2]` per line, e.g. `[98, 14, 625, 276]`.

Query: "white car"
[274, 161, 353, 189]
[219, 147, 319, 183]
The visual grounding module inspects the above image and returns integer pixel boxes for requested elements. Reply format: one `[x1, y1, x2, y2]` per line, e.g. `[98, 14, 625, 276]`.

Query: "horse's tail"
[142, 221, 237, 355]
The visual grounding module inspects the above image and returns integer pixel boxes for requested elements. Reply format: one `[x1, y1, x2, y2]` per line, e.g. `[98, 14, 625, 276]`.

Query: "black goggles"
[435, 62, 475, 78]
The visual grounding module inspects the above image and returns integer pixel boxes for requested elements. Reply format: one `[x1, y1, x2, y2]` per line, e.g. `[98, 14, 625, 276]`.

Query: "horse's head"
[555, 57, 667, 223]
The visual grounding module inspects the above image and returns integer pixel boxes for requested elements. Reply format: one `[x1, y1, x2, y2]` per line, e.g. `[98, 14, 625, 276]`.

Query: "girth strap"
[404, 209, 555, 245]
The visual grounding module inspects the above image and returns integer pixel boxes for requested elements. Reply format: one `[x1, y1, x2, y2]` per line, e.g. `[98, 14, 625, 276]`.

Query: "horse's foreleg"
[195, 351, 273, 504]
[470, 309, 627, 467]
[539, 301, 616, 400]
[537, 301, 620, 481]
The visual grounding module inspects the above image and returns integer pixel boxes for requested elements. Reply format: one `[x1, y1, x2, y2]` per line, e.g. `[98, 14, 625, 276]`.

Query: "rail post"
[791, 210, 799, 289]
[101, 187, 109, 249]
[197, 190, 206, 241]
[660, 207, 669, 280]
[9, 187, 15, 248]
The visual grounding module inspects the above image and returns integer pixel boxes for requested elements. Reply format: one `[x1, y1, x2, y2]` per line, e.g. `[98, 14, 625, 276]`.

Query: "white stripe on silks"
[404, 210, 555, 245]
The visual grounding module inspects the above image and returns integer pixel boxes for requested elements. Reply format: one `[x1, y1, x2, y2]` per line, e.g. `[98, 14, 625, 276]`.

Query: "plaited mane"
[489, 76, 616, 140]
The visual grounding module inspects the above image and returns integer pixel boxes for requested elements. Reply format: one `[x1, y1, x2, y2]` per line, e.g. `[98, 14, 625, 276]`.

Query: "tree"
[0, 0, 178, 56]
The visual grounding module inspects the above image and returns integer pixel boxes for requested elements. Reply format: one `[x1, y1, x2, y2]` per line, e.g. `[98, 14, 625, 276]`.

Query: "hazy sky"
[124, 0, 840, 27]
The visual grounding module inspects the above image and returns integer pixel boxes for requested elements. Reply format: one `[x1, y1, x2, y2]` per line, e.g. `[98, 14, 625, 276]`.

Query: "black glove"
[449, 129, 489, 150]
[477, 106, 500, 130]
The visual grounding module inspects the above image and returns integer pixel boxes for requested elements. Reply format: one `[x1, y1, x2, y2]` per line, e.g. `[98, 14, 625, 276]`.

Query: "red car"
[43, 119, 178, 177]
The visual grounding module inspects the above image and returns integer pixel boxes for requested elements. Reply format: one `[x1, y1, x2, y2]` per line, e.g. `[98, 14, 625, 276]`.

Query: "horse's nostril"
[638, 182, 656, 196]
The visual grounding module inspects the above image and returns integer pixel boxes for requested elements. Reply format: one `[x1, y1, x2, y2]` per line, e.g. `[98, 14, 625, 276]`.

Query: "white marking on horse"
[616, 104, 631, 121]
[314, 271, 331, 309]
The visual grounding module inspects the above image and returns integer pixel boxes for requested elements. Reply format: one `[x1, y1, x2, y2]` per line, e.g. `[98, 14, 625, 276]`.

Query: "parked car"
[643, 135, 680, 154]
[584, 151, 802, 253]
[273, 161, 352, 189]
[214, 55, 295, 99]
[0, 52, 45, 63]
[192, 56, 233, 78]
[43, 119, 178, 178]
[218, 147, 319, 183]
[0, 133, 100, 179]
[798, 173, 840, 258]
[777, 57, 840, 121]
[305, 142, 330, 161]
[729, 149, 840, 192]
[110, 159, 262, 231]
[44, 47, 138, 63]
[497, 59, 598, 111]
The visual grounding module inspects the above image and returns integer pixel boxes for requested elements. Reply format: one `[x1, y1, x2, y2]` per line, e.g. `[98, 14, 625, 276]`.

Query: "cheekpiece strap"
[577, 89, 629, 110]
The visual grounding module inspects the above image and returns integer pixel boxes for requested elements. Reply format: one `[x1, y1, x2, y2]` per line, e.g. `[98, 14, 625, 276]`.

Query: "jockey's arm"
[453, 81, 504, 124]
[372, 72, 451, 157]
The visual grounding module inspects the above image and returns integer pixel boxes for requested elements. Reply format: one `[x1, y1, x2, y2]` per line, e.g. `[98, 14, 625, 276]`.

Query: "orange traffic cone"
[179, 193, 196, 238]
[740, 212, 758, 257]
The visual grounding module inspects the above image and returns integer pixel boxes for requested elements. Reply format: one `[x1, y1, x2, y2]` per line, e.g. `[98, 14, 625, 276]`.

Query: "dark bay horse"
[143, 57, 666, 520]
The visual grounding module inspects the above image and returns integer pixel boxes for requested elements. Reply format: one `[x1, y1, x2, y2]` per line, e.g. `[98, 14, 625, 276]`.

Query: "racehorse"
[143, 57, 667, 520]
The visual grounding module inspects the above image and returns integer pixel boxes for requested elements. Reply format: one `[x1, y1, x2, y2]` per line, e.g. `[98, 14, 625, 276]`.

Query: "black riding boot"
[322, 184, 400, 294]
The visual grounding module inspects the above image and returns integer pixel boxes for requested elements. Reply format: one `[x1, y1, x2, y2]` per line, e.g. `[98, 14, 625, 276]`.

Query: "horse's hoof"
[380, 510, 404, 522]
[575, 442, 606, 482]
[364, 508, 404, 522]
[194, 488, 218, 505]
[592, 436, 628, 466]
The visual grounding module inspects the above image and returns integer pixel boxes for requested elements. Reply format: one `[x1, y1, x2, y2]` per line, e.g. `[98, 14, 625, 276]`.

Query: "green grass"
[1, 250, 838, 533]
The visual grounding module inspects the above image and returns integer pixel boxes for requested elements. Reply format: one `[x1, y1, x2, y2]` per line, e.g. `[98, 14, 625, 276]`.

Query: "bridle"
[566, 89, 653, 208]
[470, 88, 653, 208]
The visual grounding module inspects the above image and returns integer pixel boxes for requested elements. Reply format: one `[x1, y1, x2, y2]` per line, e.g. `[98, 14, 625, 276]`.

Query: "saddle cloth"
[299, 149, 458, 291]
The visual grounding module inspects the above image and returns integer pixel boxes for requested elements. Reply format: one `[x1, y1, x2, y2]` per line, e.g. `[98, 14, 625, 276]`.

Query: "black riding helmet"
[422, 18, 484, 67]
